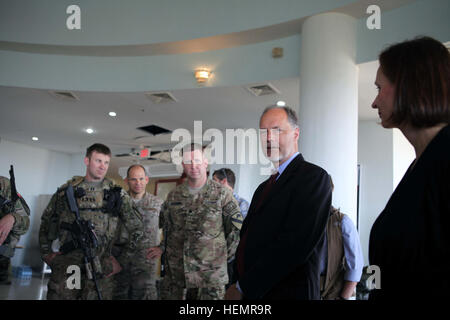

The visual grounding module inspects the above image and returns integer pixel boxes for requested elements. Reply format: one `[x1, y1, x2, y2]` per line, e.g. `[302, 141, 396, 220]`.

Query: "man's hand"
[340, 281, 357, 299]
[146, 246, 162, 260]
[43, 252, 62, 266]
[0, 214, 15, 245]
[225, 283, 243, 300]
[106, 255, 122, 278]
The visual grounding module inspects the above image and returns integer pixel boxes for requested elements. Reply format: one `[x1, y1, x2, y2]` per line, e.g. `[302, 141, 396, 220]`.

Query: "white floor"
[0, 274, 48, 300]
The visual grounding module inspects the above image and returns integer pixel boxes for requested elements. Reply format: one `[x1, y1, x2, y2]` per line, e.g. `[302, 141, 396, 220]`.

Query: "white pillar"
[299, 13, 358, 223]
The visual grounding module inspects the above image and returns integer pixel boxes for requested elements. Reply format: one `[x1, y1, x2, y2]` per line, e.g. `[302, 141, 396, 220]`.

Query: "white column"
[299, 13, 358, 223]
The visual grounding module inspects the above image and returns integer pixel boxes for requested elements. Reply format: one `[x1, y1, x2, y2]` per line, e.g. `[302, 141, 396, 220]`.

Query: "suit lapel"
[244, 154, 304, 226]
[242, 180, 266, 231]
[262, 154, 303, 208]
[270, 153, 304, 195]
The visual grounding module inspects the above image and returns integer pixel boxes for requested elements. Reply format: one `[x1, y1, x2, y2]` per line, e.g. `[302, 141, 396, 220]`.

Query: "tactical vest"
[321, 207, 346, 300]
[50, 177, 123, 273]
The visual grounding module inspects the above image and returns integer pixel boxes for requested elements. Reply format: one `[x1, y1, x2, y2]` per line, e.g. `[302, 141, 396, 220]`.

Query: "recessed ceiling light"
[32, 136, 39, 141]
[276, 100, 286, 107]
[86, 128, 94, 134]
[109, 111, 117, 117]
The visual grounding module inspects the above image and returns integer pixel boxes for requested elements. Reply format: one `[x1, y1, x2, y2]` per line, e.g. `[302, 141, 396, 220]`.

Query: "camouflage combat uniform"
[39, 176, 143, 300]
[0, 177, 30, 284]
[113, 192, 163, 300]
[159, 179, 243, 300]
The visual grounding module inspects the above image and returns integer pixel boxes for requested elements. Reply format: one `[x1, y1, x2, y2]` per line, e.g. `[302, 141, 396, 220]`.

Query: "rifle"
[0, 165, 28, 257]
[0, 195, 10, 212]
[61, 184, 103, 300]
[0, 165, 18, 213]
[9, 165, 18, 203]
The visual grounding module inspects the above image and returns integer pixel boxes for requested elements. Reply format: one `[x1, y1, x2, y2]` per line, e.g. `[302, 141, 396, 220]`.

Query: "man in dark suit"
[225, 106, 332, 300]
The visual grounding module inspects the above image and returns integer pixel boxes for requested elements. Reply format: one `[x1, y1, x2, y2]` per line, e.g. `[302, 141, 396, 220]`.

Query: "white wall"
[237, 163, 268, 205]
[393, 128, 415, 189]
[357, 123, 416, 266]
[357, 121, 394, 265]
[0, 138, 81, 269]
[210, 143, 267, 203]
[205, 128, 269, 204]
[69, 152, 87, 178]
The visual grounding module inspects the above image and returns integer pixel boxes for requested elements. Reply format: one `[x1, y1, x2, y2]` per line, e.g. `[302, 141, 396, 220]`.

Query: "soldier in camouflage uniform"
[39, 143, 143, 300]
[0, 175, 30, 284]
[159, 144, 243, 300]
[113, 164, 163, 300]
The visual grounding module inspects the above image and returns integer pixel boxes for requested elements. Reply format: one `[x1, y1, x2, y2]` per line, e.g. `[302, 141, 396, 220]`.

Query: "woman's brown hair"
[379, 36, 450, 128]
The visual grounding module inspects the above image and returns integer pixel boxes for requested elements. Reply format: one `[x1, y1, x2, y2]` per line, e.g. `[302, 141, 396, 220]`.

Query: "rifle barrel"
[9, 165, 18, 202]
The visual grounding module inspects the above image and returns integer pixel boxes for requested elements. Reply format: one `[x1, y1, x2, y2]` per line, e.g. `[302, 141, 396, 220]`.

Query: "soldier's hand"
[43, 252, 61, 266]
[146, 246, 162, 260]
[106, 255, 122, 278]
[0, 214, 15, 245]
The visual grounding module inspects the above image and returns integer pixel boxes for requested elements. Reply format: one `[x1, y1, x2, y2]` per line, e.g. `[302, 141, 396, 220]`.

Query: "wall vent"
[137, 124, 172, 136]
[49, 90, 79, 101]
[245, 83, 280, 96]
[145, 92, 177, 104]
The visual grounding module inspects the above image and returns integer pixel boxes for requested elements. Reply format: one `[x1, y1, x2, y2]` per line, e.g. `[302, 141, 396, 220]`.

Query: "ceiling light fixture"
[276, 100, 286, 107]
[32, 136, 39, 141]
[109, 111, 117, 117]
[86, 128, 94, 134]
[194, 68, 211, 84]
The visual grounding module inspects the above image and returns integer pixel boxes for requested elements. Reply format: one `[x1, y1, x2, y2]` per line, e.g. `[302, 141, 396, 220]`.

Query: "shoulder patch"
[223, 200, 243, 230]
[231, 213, 243, 230]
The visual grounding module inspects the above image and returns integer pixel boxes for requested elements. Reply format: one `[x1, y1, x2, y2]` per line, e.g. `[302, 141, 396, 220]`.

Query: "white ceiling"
[0, 64, 379, 160]
[0, 0, 433, 179]
[0, 0, 409, 166]
[0, 78, 298, 155]
[0, 0, 414, 57]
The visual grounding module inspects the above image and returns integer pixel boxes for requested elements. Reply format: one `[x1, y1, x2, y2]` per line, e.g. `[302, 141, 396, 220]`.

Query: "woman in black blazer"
[369, 36, 449, 300]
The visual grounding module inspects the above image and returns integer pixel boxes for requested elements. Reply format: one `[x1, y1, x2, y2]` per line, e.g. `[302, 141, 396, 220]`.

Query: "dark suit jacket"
[235, 153, 331, 299]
